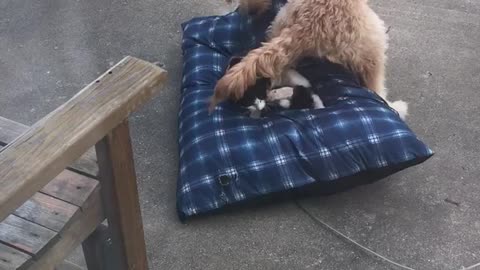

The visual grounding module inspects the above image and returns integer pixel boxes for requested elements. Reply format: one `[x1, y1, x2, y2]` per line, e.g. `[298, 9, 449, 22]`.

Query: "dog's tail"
[209, 27, 302, 112]
[226, 0, 272, 16]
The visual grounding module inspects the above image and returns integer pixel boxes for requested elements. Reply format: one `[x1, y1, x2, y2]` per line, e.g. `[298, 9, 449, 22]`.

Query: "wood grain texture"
[0, 116, 99, 178]
[28, 186, 104, 269]
[41, 170, 99, 208]
[0, 243, 31, 270]
[0, 146, 101, 269]
[0, 215, 57, 255]
[13, 192, 79, 232]
[95, 121, 148, 270]
[0, 117, 27, 145]
[54, 261, 84, 270]
[0, 56, 167, 221]
[0, 144, 99, 208]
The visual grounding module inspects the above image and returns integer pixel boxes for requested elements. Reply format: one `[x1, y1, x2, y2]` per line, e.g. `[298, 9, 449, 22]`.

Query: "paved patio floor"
[1, 0, 479, 269]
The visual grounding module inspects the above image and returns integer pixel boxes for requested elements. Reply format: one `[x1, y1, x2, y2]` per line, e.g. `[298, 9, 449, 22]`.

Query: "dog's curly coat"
[210, 0, 407, 118]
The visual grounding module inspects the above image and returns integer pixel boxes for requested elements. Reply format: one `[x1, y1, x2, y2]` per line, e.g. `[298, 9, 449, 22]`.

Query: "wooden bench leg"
[82, 224, 108, 270]
[95, 121, 148, 270]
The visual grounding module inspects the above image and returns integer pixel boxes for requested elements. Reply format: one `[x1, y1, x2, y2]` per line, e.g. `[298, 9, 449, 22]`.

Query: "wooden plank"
[28, 185, 104, 269]
[0, 243, 32, 270]
[14, 192, 79, 232]
[0, 117, 27, 146]
[55, 260, 85, 270]
[95, 121, 148, 270]
[0, 215, 57, 255]
[0, 116, 99, 178]
[41, 170, 99, 208]
[0, 56, 167, 221]
[71, 148, 98, 178]
[1, 144, 99, 207]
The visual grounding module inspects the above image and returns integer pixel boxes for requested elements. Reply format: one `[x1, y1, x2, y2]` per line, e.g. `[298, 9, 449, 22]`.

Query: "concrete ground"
[1, 0, 479, 269]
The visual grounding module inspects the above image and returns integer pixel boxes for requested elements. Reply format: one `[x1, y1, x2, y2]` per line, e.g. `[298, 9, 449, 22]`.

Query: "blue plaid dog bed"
[177, 4, 433, 221]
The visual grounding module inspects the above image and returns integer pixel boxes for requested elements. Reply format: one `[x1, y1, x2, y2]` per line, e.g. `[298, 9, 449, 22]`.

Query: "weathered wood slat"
[0, 143, 100, 269]
[0, 175, 104, 269]
[71, 149, 98, 178]
[0, 116, 98, 178]
[28, 186, 104, 269]
[1, 142, 99, 208]
[95, 121, 148, 270]
[0, 243, 31, 270]
[13, 192, 79, 232]
[0, 117, 27, 146]
[0, 215, 57, 255]
[55, 261, 84, 270]
[41, 170, 99, 208]
[0, 56, 167, 221]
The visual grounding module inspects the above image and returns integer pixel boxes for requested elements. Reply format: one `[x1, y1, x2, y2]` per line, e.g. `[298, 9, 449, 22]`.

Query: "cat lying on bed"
[267, 85, 325, 110]
[229, 56, 408, 120]
[228, 56, 325, 118]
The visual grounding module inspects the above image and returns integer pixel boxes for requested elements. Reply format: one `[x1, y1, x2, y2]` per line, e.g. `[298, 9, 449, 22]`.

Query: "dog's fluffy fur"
[210, 0, 408, 118]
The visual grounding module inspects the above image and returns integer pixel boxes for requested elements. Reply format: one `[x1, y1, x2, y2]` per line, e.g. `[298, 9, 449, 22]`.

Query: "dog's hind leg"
[266, 3, 290, 39]
[209, 27, 304, 111]
[339, 43, 387, 96]
[331, 44, 409, 120]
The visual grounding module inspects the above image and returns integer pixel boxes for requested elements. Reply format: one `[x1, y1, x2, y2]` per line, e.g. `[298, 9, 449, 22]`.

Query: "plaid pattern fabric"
[177, 6, 433, 220]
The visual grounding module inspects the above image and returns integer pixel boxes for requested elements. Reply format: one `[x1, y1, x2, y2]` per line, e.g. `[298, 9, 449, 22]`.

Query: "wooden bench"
[0, 56, 167, 270]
